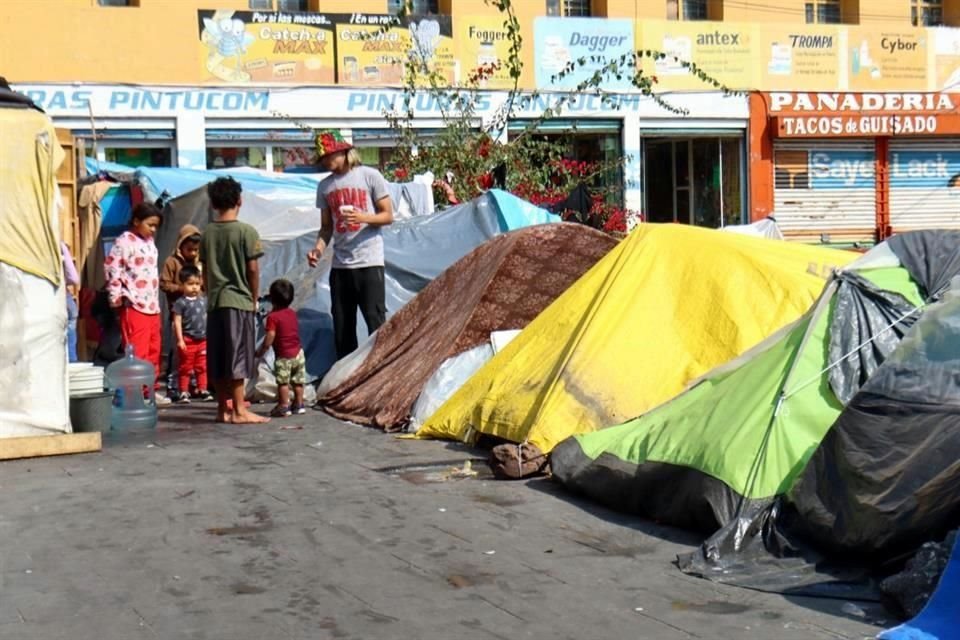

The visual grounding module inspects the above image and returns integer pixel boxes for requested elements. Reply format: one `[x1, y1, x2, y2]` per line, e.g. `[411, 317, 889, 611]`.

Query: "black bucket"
[69, 391, 113, 433]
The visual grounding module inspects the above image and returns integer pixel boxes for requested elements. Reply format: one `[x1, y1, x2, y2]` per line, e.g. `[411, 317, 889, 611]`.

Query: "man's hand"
[177, 340, 187, 351]
[307, 241, 326, 268]
[341, 209, 365, 227]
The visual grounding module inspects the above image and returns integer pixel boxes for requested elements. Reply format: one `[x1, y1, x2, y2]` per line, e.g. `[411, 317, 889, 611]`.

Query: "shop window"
[249, 0, 274, 8]
[272, 146, 319, 172]
[805, 0, 842, 24]
[355, 147, 396, 172]
[388, 0, 440, 14]
[104, 147, 172, 167]
[667, 0, 709, 20]
[644, 137, 743, 228]
[546, 0, 592, 17]
[509, 123, 624, 207]
[912, 0, 943, 26]
[207, 146, 268, 170]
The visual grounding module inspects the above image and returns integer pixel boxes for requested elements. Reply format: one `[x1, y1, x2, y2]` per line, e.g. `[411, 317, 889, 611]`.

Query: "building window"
[805, 0, 842, 23]
[912, 0, 943, 26]
[546, 0, 592, 17]
[277, 0, 308, 10]
[644, 137, 744, 229]
[249, 0, 273, 9]
[509, 121, 624, 208]
[388, 0, 440, 14]
[207, 146, 268, 170]
[102, 147, 173, 168]
[667, 0, 709, 20]
[97, 0, 137, 5]
[272, 146, 319, 172]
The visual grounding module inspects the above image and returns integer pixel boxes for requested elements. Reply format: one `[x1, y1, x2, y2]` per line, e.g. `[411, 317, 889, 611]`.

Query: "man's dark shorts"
[207, 308, 256, 381]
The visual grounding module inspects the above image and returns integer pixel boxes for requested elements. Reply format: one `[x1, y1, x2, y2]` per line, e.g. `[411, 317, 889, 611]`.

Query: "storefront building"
[13, 82, 749, 221]
[750, 91, 960, 244]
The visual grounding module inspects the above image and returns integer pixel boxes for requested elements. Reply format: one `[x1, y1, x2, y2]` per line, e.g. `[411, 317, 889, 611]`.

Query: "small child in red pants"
[172, 265, 211, 404]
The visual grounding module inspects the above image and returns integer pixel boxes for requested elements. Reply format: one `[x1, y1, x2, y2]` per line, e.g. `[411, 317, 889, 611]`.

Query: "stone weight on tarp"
[880, 530, 958, 620]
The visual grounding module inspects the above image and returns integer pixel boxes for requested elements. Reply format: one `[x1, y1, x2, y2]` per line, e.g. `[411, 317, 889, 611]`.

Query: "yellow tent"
[416, 223, 857, 453]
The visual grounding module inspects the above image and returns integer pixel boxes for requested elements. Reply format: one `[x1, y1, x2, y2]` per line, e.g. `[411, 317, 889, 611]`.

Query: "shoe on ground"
[195, 391, 215, 402]
[175, 392, 191, 405]
[292, 404, 306, 415]
[270, 404, 292, 418]
[154, 392, 173, 407]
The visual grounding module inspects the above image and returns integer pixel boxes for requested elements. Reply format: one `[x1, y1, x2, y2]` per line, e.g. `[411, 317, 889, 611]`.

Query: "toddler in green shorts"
[255, 279, 306, 417]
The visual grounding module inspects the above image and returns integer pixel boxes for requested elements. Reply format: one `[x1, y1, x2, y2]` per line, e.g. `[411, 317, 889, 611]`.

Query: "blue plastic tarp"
[879, 537, 960, 640]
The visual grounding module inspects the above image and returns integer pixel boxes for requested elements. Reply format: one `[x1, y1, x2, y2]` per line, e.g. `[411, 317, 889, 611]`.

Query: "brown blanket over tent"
[317, 223, 618, 431]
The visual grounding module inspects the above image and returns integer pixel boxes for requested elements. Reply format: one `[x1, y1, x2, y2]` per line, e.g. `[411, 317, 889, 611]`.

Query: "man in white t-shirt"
[307, 130, 394, 359]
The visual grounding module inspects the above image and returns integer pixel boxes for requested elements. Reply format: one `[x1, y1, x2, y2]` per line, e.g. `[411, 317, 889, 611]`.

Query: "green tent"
[552, 265, 921, 528]
[553, 231, 960, 592]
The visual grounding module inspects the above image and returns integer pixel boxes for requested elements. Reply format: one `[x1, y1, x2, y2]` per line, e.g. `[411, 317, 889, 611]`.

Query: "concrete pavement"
[0, 406, 887, 639]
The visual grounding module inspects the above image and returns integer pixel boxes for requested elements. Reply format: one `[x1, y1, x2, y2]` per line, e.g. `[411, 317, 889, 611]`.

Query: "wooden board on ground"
[0, 433, 102, 461]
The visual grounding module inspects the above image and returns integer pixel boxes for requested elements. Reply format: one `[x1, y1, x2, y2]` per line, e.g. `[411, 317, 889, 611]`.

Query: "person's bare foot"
[216, 410, 234, 424]
[231, 409, 270, 424]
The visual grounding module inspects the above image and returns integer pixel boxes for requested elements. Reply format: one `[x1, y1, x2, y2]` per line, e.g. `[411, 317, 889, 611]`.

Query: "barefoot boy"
[200, 176, 269, 424]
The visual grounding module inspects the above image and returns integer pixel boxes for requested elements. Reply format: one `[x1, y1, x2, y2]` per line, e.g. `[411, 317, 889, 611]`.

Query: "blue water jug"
[105, 345, 158, 430]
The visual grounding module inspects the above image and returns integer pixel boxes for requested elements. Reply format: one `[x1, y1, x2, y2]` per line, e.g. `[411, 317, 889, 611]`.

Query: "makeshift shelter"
[148, 180, 558, 387]
[0, 93, 70, 437]
[551, 231, 960, 596]
[316, 223, 618, 431]
[417, 224, 856, 453]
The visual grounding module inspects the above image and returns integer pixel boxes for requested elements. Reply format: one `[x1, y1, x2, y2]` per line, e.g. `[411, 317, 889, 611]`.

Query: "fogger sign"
[767, 92, 960, 137]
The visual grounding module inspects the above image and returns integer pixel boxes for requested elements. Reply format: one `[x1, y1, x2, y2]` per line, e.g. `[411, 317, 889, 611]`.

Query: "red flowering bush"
[382, 0, 730, 236]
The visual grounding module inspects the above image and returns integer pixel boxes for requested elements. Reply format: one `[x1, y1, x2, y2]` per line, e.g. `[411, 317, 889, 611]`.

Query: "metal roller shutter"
[889, 140, 960, 232]
[773, 140, 876, 244]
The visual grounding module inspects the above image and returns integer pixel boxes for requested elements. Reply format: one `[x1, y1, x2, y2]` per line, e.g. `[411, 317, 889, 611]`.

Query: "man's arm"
[246, 259, 259, 310]
[360, 195, 394, 227]
[308, 207, 334, 268]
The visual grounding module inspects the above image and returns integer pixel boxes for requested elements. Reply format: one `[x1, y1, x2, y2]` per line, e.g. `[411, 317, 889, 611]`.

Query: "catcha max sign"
[767, 92, 960, 137]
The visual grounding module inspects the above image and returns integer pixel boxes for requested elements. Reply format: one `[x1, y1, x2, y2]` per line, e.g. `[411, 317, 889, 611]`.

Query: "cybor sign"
[767, 92, 960, 138]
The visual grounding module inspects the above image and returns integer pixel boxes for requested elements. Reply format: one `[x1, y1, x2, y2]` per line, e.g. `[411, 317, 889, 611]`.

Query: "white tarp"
[0, 263, 70, 437]
[722, 217, 785, 240]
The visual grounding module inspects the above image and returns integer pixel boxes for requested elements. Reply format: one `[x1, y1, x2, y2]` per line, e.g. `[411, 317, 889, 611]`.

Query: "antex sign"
[766, 92, 960, 138]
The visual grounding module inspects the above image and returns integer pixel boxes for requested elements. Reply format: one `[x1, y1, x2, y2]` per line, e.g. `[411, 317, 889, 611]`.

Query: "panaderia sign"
[766, 92, 960, 137]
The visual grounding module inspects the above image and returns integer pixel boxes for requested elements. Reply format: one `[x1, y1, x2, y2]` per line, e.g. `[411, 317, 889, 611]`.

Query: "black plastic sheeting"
[549, 446, 768, 534]
[787, 294, 960, 559]
[681, 232, 960, 598]
[888, 230, 960, 300]
[827, 272, 918, 405]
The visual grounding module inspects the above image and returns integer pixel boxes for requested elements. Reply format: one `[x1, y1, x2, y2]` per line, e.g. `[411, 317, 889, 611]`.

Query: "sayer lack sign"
[766, 92, 960, 138]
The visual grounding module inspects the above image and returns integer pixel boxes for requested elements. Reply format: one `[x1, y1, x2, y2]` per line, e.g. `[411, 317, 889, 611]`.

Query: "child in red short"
[255, 279, 306, 417]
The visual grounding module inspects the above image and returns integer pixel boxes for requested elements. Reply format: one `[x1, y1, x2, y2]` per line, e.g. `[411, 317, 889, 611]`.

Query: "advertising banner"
[890, 150, 960, 187]
[198, 9, 335, 84]
[932, 28, 960, 91]
[755, 24, 841, 91]
[640, 20, 754, 91]
[533, 17, 635, 91]
[767, 92, 960, 138]
[456, 15, 515, 88]
[846, 27, 928, 91]
[334, 14, 455, 86]
[808, 150, 876, 189]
